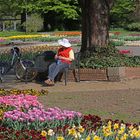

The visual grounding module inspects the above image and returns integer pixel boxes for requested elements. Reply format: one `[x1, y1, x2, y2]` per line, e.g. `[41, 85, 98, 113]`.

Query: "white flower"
[48, 129, 55, 136]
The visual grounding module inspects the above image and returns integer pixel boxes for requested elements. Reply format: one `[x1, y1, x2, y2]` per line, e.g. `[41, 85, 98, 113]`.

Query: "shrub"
[125, 22, 140, 31]
[80, 45, 140, 68]
[23, 14, 43, 32]
[110, 40, 124, 46]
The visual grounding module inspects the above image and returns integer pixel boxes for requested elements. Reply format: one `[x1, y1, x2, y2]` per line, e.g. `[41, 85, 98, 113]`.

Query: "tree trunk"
[13, 21, 17, 30]
[80, 0, 113, 52]
[21, 11, 27, 31]
[133, 0, 140, 21]
[2, 22, 5, 31]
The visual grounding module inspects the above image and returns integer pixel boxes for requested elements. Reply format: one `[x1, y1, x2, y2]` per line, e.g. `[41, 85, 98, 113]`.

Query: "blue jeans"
[48, 61, 69, 81]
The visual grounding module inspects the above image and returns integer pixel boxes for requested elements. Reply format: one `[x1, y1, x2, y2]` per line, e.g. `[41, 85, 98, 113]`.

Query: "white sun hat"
[58, 38, 71, 48]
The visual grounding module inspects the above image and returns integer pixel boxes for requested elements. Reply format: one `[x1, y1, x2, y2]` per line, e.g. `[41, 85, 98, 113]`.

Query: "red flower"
[41, 137, 47, 140]
[119, 50, 130, 54]
[114, 32, 121, 35]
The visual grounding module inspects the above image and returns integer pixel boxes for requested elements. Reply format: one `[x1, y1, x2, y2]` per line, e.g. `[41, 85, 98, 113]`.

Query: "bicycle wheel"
[15, 60, 37, 82]
[0, 62, 11, 74]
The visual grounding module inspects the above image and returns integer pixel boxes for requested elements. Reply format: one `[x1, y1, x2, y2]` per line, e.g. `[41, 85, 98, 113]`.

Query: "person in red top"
[45, 38, 74, 86]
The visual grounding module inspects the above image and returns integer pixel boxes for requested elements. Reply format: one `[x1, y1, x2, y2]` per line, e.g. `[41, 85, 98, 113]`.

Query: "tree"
[79, 0, 114, 53]
[18, 0, 81, 31]
[0, 0, 20, 17]
[132, 0, 140, 22]
[110, 0, 136, 27]
[35, 0, 80, 31]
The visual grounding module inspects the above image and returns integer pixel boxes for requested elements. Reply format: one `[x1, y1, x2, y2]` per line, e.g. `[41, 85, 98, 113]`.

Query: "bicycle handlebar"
[10, 46, 21, 65]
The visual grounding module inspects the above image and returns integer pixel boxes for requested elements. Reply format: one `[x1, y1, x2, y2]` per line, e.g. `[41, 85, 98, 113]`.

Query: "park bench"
[23, 51, 80, 85]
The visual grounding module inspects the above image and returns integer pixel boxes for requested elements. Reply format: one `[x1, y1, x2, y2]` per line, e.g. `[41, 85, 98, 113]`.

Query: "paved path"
[1, 72, 140, 93]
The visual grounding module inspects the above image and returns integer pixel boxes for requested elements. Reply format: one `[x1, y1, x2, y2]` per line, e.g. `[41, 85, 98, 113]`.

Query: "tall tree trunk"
[80, 0, 113, 53]
[21, 11, 26, 31]
[133, 0, 140, 21]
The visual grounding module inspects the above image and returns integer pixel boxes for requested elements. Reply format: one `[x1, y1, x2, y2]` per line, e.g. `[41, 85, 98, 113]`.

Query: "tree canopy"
[0, 0, 138, 26]
[110, 0, 136, 26]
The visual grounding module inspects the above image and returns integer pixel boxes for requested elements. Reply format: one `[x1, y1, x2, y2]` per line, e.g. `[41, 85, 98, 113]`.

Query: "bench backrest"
[34, 51, 56, 72]
[69, 52, 80, 69]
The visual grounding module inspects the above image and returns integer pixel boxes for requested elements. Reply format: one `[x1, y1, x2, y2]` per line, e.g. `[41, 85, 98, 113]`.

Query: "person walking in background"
[45, 38, 74, 86]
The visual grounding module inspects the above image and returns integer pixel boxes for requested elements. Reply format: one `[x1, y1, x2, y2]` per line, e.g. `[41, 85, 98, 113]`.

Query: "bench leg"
[25, 69, 28, 84]
[77, 68, 80, 82]
[0, 70, 3, 83]
[73, 69, 80, 82]
[64, 70, 67, 86]
[0, 77, 2, 83]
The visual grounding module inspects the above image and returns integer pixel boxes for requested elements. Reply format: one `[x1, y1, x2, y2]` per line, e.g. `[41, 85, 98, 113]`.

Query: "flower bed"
[0, 88, 48, 96]
[0, 89, 139, 140]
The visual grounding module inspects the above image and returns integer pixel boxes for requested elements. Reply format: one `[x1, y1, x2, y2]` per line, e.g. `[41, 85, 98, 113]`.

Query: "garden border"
[64, 67, 140, 82]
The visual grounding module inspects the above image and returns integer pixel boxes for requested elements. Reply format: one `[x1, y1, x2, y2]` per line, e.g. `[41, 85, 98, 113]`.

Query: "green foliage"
[110, 40, 124, 46]
[0, 0, 20, 17]
[2, 116, 81, 130]
[0, 53, 12, 62]
[22, 14, 43, 32]
[36, 0, 80, 20]
[110, 0, 136, 27]
[125, 22, 140, 31]
[80, 45, 140, 68]
[110, 35, 140, 41]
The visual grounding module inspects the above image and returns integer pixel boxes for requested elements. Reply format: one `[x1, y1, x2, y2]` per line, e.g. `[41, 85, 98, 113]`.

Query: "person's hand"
[55, 55, 59, 59]
[58, 56, 62, 59]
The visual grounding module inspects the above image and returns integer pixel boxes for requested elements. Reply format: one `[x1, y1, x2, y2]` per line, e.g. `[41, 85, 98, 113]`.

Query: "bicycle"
[0, 46, 37, 82]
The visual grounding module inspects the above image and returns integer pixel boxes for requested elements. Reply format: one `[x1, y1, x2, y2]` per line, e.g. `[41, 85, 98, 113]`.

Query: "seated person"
[45, 38, 74, 86]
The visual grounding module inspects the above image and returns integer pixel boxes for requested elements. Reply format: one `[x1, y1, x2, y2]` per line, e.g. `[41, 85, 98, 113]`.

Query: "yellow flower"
[135, 130, 140, 138]
[41, 34, 50, 37]
[68, 128, 77, 136]
[0, 109, 3, 115]
[41, 130, 47, 137]
[93, 135, 102, 140]
[103, 126, 113, 137]
[78, 125, 85, 133]
[114, 123, 119, 130]
[108, 121, 112, 126]
[57, 136, 64, 140]
[115, 136, 119, 140]
[120, 133, 128, 140]
[118, 126, 125, 135]
[86, 135, 91, 140]
[128, 125, 134, 130]
[130, 128, 140, 138]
